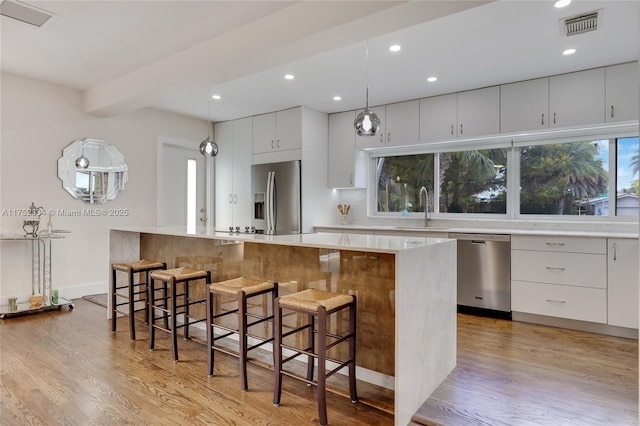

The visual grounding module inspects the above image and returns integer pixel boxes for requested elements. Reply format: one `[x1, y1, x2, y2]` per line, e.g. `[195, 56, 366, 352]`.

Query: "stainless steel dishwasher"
[449, 233, 511, 314]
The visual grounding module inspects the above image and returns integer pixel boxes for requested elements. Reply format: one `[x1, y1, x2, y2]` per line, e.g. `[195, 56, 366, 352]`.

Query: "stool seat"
[111, 259, 166, 340]
[113, 259, 166, 273]
[278, 289, 353, 312]
[150, 267, 208, 281]
[207, 276, 278, 390]
[209, 277, 276, 296]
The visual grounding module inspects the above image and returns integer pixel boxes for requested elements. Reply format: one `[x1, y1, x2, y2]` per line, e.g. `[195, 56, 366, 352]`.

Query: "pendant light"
[75, 145, 90, 169]
[353, 40, 380, 137]
[199, 89, 219, 157]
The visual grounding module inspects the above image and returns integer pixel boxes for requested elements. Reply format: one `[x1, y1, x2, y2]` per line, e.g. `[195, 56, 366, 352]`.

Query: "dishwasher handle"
[449, 233, 511, 242]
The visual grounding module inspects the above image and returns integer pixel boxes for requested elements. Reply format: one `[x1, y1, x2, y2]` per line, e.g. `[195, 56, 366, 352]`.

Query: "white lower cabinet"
[607, 238, 639, 329]
[511, 235, 607, 324]
[511, 281, 607, 323]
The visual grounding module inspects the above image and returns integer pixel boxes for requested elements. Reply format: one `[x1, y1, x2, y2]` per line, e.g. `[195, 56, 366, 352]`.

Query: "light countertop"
[110, 226, 452, 254]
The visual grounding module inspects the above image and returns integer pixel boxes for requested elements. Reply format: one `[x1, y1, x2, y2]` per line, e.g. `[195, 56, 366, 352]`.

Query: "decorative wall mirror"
[57, 137, 128, 204]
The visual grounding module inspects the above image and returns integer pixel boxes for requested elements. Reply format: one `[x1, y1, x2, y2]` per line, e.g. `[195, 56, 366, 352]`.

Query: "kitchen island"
[109, 226, 456, 426]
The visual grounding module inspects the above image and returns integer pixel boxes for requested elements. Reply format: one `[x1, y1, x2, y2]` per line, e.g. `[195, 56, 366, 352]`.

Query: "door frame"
[156, 136, 213, 227]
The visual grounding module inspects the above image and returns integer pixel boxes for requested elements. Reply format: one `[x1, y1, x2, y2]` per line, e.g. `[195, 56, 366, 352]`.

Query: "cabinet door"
[605, 62, 639, 123]
[385, 100, 419, 146]
[328, 111, 366, 188]
[275, 107, 302, 151]
[457, 86, 500, 138]
[232, 117, 253, 227]
[214, 121, 234, 229]
[549, 68, 605, 128]
[355, 105, 386, 149]
[500, 78, 549, 133]
[419, 94, 457, 142]
[607, 238, 639, 329]
[252, 112, 276, 154]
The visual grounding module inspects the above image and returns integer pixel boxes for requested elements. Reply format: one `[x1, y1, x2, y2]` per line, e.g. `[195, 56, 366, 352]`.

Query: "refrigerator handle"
[266, 171, 276, 232]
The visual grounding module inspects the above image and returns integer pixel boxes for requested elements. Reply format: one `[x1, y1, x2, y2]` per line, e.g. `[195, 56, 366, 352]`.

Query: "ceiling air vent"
[0, 0, 54, 28]
[563, 11, 599, 36]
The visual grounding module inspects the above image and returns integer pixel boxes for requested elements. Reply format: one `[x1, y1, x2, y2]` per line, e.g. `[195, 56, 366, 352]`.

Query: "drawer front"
[512, 280, 606, 323]
[511, 235, 606, 254]
[511, 250, 606, 288]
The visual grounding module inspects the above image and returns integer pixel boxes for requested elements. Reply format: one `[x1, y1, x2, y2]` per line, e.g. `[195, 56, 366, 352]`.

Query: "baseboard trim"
[512, 311, 638, 340]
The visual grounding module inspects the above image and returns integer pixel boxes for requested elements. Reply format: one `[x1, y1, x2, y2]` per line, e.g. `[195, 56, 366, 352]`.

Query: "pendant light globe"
[353, 41, 379, 137]
[199, 136, 218, 157]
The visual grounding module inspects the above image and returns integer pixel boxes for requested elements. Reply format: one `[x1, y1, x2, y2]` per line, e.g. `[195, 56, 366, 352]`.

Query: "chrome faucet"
[419, 186, 430, 227]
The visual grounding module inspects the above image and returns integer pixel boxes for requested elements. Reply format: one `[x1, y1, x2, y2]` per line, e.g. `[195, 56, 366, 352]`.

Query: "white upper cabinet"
[355, 105, 386, 150]
[252, 107, 302, 154]
[457, 86, 501, 138]
[384, 100, 420, 146]
[420, 87, 500, 142]
[549, 68, 605, 128]
[605, 62, 639, 123]
[500, 77, 550, 133]
[607, 238, 639, 329]
[214, 117, 252, 230]
[420, 93, 457, 141]
[328, 110, 366, 188]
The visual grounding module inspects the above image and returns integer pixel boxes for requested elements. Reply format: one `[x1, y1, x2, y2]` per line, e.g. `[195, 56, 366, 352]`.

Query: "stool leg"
[149, 277, 156, 351]
[128, 268, 136, 340]
[349, 298, 358, 403]
[143, 270, 150, 325]
[317, 307, 328, 426]
[206, 287, 214, 376]
[184, 280, 190, 340]
[239, 291, 248, 391]
[162, 281, 169, 330]
[111, 267, 117, 332]
[273, 298, 283, 406]
[171, 278, 179, 362]
[306, 313, 315, 382]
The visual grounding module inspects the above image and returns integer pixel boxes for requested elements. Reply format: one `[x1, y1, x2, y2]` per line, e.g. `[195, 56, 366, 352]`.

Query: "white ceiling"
[1, 0, 637, 123]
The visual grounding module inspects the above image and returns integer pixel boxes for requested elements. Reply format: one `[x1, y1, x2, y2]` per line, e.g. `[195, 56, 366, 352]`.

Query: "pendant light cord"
[365, 40, 370, 109]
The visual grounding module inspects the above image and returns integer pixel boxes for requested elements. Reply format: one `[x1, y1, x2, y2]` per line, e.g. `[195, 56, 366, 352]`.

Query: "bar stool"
[111, 259, 166, 340]
[273, 289, 358, 426]
[206, 277, 278, 391]
[149, 267, 211, 361]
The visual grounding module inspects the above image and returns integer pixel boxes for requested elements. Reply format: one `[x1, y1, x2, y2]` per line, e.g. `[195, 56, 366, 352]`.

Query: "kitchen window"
[375, 154, 434, 214]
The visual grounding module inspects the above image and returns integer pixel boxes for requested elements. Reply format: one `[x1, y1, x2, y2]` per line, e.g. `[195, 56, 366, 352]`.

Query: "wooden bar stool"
[111, 259, 166, 340]
[273, 289, 358, 426]
[206, 277, 278, 391]
[149, 267, 211, 361]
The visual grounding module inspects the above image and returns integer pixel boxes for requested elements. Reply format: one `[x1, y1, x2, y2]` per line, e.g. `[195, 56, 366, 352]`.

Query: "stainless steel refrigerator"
[251, 160, 301, 234]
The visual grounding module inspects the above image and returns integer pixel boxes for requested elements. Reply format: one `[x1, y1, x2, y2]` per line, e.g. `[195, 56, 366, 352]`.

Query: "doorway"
[157, 137, 209, 229]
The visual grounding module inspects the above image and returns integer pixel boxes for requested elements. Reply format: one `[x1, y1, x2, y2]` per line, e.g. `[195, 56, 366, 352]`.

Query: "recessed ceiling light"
[563, 48, 576, 55]
[211, 94, 221, 100]
[284, 74, 295, 80]
[427, 76, 438, 82]
[554, 0, 571, 8]
[333, 96, 342, 101]
[389, 44, 401, 52]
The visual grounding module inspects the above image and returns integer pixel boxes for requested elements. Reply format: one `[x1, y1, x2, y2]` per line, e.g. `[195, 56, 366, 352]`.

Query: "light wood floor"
[412, 314, 638, 426]
[1, 300, 637, 425]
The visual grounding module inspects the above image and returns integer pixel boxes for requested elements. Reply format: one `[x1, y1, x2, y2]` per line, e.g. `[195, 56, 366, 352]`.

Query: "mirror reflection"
[57, 137, 128, 204]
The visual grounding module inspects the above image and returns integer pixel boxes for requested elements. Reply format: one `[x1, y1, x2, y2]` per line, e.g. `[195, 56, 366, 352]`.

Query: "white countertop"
[314, 224, 639, 239]
[110, 226, 452, 254]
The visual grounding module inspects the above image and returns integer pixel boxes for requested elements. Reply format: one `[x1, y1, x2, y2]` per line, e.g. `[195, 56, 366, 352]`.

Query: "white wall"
[0, 72, 208, 301]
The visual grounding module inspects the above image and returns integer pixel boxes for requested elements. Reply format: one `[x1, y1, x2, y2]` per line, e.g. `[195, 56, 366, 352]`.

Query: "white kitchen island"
[109, 226, 457, 426]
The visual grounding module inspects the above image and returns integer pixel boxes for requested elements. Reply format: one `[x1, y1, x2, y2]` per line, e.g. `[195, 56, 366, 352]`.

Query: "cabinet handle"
[450, 125, 454, 135]
[545, 242, 565, 247]
[380, 133, 384, 144]
[271, 140, 274, 149]
[553, 112, 557, 124]
[350, 174, 353, 185]
[546, 266, 566, 271]
[460, 124, 463, 134]
[387, 133, 391, 143]
[610, 105, 614, 118]
[541, 113, 544, 125]
[613, 242, 617, 261]
[546, 299, 566, 304]
[276, 139, 280, 148]
[228, 194, 233, 204]
[233, 194, 237, 204]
